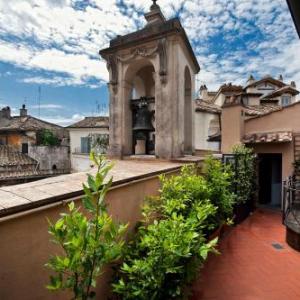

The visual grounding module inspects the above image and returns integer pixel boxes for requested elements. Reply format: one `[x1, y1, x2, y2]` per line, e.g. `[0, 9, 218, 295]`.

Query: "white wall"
[69, 128, 109, 172]
[194, 111, 220, 151]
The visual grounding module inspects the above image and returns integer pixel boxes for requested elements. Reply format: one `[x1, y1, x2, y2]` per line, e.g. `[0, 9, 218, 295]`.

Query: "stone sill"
[0, 160, 183, 218]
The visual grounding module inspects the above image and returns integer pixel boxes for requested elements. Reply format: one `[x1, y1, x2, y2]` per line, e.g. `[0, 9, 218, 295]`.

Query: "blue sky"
[0, 0, 299, 126]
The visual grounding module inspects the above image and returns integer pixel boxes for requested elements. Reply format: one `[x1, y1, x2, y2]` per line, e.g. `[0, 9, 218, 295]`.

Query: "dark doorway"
[258, 153, 282, 207]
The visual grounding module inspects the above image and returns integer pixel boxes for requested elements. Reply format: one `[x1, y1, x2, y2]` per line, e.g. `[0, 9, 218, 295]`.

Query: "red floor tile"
[191, 209, 300, 300]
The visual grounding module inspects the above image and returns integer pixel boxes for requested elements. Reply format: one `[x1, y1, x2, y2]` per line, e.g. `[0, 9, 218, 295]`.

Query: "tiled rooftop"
[68, 116, 109, 128]
[0, 145, 37, 167]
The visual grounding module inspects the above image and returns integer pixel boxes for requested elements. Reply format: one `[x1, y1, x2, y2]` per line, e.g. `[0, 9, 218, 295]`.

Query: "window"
[22, 143, 28, 154]
[80, 137, 91, 154]
[282, 95, 291, 106]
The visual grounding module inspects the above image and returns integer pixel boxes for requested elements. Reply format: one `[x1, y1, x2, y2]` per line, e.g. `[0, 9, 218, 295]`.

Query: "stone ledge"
[0, 160, 183, 218]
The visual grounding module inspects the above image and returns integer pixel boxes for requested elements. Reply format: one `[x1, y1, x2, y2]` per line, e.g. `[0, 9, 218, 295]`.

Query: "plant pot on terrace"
[234, 199, 253, 225]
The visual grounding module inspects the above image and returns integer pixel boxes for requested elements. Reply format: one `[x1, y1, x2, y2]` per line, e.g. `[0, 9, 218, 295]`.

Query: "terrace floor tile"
[191, 209, 300, 300]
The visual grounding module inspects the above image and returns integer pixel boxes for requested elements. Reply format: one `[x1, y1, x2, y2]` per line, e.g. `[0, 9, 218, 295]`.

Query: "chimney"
[199, 84, 208, 99]
[20, 104, 27, 117]
[247, 74, 255, 85]
[0, 106, 11, 119]
[291, 81, 296, 88]
[279, 74, 283, 81]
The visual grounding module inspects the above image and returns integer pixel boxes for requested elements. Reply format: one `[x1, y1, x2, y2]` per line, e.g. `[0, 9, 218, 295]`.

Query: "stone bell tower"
[99, 0, 200, 159]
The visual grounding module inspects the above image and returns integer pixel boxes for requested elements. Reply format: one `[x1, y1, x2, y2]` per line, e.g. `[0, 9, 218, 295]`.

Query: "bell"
[132, 102, 154, 132]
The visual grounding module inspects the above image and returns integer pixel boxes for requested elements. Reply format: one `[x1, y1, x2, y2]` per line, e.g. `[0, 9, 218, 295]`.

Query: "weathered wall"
[29, 146, 70, 171]
[0, 173, 175, 300]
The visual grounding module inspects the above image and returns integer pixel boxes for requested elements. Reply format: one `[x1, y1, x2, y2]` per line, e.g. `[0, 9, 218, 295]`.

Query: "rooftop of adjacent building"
[196, 74, 299, 117]
[68, 116, 109, 129]
[0, 145, 37, 167]
[0, 105, 64, 132]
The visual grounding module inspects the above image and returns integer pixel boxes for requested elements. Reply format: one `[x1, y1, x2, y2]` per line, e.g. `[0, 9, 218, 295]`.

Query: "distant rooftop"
[68, 116, 109, 129]
[0, 145, 37, 167]
[0, 105, 63, 132]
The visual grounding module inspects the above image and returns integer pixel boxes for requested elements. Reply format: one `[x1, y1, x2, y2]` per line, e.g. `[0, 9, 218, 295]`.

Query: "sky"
[0, 0, 299, 126]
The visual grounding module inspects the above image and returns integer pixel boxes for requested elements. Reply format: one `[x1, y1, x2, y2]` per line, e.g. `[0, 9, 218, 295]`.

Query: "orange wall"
[221, 105, 244, 153]
[245, 103, 300, 134]
[244, 103, 300, 179]
[7, 134, 22, 146]
[0, 172, 179, 300]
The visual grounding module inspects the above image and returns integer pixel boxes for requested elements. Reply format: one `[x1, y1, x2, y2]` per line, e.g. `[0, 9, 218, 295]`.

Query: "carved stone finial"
[151, 0, 159, 10]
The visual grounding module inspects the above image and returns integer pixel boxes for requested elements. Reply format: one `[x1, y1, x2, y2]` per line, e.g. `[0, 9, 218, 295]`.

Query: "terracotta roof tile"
[0, 115, 63, 131]
[0, 146, 38, 167]
[68, 116, 109, 128]
[244, 104, 281, 116]
[195, 100, 221, 114]
[243, 131, 293, 143]
[260, 85, 299, 100]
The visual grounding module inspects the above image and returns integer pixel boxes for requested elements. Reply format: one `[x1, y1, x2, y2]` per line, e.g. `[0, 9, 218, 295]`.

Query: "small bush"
[46, 153, 127, 299]
[203, 156, 235, 226]
[38, 129, 60, 146]
[232, 144, 256, 204]
[112, 164, 229, 299]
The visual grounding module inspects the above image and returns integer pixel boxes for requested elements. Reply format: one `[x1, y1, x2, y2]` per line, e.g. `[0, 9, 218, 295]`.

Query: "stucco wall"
[29, 146, 70, 171]
[245, 103, 300, 134]
[194, 111, 220, 151]
[0, 173, 177, 300]
[221, 105, 244, 153]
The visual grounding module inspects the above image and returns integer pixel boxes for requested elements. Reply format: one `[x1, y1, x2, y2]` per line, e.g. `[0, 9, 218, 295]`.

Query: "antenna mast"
[38, 86, 41, 118]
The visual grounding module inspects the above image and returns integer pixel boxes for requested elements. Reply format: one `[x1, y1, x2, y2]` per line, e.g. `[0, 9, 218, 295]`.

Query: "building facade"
[195, 75, 299, 152]
[0, 105, 70, 183]
[68, 117, 109, 172]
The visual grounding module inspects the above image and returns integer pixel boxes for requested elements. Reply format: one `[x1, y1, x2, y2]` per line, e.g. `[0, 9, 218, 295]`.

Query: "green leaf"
[82, 196, 95, 213]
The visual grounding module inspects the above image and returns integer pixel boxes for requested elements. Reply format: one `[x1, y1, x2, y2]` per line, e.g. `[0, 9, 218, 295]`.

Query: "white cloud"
[39, 113, 85, 126]
[0, 0, 299, 92]
[30, 104, 64, 109]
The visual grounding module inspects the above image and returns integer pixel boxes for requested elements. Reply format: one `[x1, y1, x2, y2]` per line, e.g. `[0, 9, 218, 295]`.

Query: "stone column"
[155, 71, 174, 159]
[108, 83, 122, 158]
[121, 79, 133, 156]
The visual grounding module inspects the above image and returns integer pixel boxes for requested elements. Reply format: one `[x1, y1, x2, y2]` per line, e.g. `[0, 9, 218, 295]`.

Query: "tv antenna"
[38, 86, 41, 118]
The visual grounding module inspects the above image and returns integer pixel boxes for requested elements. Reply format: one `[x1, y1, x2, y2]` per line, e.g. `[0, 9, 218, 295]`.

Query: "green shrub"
[38, 129, 60, 146]
[112, 165, 220, 299]
[232, 144, 256, 204]
[203, 156, 235, 225]
[46, 153, 127, 299]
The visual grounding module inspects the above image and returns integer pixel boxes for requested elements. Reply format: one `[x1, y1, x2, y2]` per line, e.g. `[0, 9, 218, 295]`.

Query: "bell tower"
[99, 1, 200, 159]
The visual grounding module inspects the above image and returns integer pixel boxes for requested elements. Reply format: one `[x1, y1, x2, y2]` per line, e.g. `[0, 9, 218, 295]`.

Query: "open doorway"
[258, 153, 282, 207]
